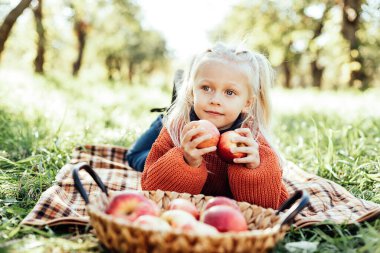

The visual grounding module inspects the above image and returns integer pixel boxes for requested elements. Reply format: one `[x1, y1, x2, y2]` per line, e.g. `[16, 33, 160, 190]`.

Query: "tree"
[32, 0, 46, 73]
[212, 1, 306, 88]
[213, 0, 379, 89]
[67, 0, 90, 77]
[103, 29, 168, 83]
[72, 20, 88, 76]
[0, 0, 32, 60]
[95, 0, 169, 83]
[305, 2, 334, 88]
[341, 0, 368, 89]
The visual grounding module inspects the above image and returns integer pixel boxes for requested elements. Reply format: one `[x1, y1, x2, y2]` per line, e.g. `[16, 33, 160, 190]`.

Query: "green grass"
[0, 69, 379, 252]
[274, 113, 380, 202]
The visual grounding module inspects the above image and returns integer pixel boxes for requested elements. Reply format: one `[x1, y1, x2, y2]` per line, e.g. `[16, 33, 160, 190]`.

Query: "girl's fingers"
[184, 144, 216, 157]
[233, 155, 260, 165]
[182, 122, 203, 140]
[234, 128, 253, 138]
[183, 144, 216, 162]
[183, 121, 200, 132]
[181, 128, 216, 157]
[231, 146, 256, 155]
[233, 128, 258, 148]
[198, 146, 217, 155]
[233, 157, 249, 163]
[191, 133, 214, 148]
[181, 124, 192, 138]
[181, 127, 205, 144]
[222, 129, 261, 168]
[232, 135, 258, 148]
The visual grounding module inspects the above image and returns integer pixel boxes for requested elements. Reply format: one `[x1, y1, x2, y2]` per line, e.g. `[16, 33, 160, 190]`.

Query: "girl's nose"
[209, 92, 222, 105]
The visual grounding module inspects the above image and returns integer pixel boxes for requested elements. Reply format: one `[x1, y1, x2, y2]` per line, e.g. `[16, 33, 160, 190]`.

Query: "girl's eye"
[226, 89, 236, 96]
[201, 85, 211, 92]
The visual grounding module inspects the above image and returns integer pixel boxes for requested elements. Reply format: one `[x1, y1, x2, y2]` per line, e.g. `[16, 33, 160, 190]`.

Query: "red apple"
[201, 205, 248, 232]
[133, 215, 172, 231]
[168, 198, 200, 219]
[191, 120, 220, 148]
[179, 220, 219, 235]
[217, 131, 247, 163]
[204, 196, 240, 211]
[161, 209, 196, 228]
[105, 192, 160, 222]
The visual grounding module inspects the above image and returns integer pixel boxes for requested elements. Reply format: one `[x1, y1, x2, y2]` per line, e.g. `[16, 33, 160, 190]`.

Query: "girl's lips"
[205, 110, 223, 116]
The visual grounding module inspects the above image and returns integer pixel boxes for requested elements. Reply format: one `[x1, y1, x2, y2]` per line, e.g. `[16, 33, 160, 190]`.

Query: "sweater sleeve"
[141, 127, 208, 195]
[228, 134, 288, 209]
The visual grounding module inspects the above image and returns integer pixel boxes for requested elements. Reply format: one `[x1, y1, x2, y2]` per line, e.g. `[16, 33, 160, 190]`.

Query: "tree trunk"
[127, 61, 136, 85]
[72, 20, 87, 76]
[282, 61, 291, 88]
[105, 55, 114, 80]
[308, 4, 331, 89]
[0, 0, 32, 60]
[341, 0, 368, 89]
[311, 58, 324, 88]
[33, 0, 45, 74]
[281, 40, 293, 88]
[128, 62, 134, 84]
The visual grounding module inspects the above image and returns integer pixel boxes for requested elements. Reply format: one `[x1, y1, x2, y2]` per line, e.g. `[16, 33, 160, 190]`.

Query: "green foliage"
[0, 108, 45, 161]
[0, 70, 170, 245]
[92, 0, 169, 82]
[275, 112, 380, 203]
[0, 0, 170, 83]
[275, 221, 380, 252]
[0, 106, 70, 207]
[213, 0, 380, 89]
[2, 0, 379, 89]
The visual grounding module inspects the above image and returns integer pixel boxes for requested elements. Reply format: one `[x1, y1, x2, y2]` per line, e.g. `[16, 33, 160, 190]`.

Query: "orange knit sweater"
[141, 127, 289, 209]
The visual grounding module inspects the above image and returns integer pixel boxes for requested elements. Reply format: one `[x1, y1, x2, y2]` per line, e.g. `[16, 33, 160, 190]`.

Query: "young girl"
[141, 43, 289, 209]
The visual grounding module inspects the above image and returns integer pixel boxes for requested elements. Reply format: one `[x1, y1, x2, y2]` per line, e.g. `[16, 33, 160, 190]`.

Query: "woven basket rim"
[103, 189, 279, 212]
[87, 206, 286, 239]
[87, 189, 289, 239]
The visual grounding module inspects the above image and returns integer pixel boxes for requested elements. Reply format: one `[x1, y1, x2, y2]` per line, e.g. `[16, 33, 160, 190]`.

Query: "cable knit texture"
[141, 127, 289, 209]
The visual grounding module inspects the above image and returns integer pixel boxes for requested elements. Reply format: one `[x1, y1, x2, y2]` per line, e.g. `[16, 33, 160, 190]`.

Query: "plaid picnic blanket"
[22, 144, 380, 228]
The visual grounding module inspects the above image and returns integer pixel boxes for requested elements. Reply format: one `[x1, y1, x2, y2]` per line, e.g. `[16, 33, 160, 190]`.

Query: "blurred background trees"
[213, 0, 380, 90]
[0, 0, 379, 89]
[0, 0, 169, 84]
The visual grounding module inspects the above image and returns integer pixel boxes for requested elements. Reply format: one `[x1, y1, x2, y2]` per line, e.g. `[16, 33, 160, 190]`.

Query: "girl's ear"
[242, 97, 254, 113]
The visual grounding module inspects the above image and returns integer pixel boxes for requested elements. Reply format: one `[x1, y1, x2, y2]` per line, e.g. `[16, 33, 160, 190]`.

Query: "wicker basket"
[73, 162, 309, 253]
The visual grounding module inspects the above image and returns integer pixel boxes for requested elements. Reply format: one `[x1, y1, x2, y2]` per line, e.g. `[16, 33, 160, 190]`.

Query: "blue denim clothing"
[126, 114, 163, 172]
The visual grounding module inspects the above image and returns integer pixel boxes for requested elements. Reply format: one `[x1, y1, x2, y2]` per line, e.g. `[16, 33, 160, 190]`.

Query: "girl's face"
[192, 58, 253, 130]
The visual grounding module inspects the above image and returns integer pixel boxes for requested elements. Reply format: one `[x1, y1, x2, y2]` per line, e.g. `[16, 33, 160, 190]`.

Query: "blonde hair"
[164, 42, 283, 165]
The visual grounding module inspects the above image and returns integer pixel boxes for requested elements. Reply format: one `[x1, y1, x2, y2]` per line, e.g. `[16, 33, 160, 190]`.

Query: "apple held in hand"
[201, 205, 248, 233]
[204, 196, 240, 211]
[105, 192, 160, 222]
[168, 198, 200, 219]
[191, 120, 220, 149]
[217, 130, 247, 163]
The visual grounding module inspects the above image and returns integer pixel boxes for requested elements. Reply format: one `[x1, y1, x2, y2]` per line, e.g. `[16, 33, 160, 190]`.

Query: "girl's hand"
[181, 122, 217, 167]
[231, 128, 260, 169]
